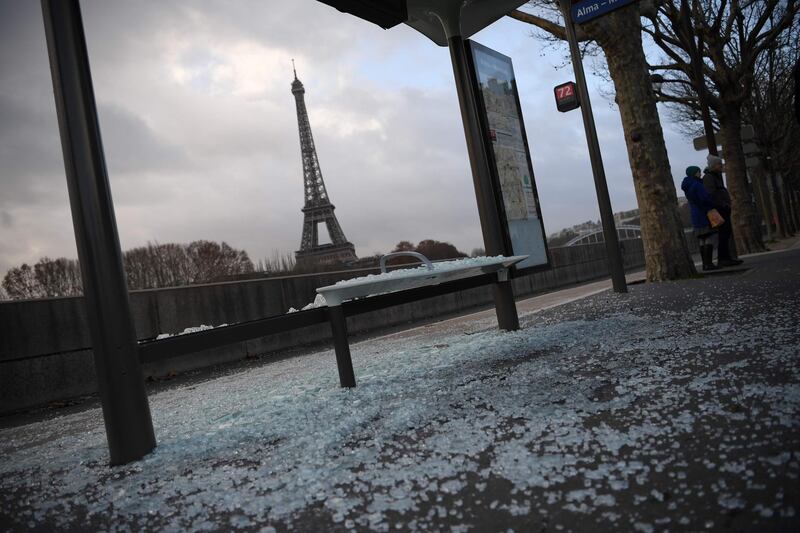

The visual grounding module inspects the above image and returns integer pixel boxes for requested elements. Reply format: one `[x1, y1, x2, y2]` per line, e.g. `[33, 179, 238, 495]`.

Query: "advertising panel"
[467, 41, 549, 272]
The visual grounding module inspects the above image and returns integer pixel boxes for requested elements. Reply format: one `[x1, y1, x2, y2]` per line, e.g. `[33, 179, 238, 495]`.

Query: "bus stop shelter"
[39, 0, 528, 464]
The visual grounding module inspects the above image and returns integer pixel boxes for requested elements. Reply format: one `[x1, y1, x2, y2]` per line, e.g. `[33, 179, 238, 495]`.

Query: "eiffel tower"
[291, 63, 358, 268]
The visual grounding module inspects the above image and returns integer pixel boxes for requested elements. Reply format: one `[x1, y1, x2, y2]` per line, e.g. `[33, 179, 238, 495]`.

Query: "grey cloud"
[0, 93, 63, 195]
[0, 204, 76, 275]
[1, 0, 701, 278]
[80, 0, 374, 67]
[98, 103, 188, 174]
[0, 1, 66, 210]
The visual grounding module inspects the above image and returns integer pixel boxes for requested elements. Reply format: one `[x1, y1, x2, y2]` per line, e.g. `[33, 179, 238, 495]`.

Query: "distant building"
[613, 208, 640, 225]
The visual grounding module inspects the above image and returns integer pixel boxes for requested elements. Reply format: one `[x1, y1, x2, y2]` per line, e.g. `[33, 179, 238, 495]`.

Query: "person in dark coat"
[681, 165, 719, 270]
[703, 155, 743, 267]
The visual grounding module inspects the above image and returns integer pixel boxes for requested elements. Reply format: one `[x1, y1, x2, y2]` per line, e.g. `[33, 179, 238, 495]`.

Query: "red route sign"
[554, 81, 580, 112]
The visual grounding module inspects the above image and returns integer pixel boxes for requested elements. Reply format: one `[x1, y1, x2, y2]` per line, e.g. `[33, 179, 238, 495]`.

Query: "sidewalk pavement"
[1, 248, 798, 532]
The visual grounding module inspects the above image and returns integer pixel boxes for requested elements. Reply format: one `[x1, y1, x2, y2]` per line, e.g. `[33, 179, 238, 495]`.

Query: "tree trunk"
[791, 189, 800, 230]
[768, 172, 788, 238]
[588, 8, 696, 280]
[787, 186, 800, 231]
[751, 168, 773, 241]
[717, 106, 766, 254]
[775, 174, 797, 235]
[758, 165, 784, 239]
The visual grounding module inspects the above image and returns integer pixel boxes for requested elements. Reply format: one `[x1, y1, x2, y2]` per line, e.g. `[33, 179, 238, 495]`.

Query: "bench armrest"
[380, 252, 434, 273]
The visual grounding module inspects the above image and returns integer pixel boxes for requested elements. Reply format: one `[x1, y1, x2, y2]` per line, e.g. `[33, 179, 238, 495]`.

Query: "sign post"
[571, 0, 637, 24]
[558, 0, 627, 293]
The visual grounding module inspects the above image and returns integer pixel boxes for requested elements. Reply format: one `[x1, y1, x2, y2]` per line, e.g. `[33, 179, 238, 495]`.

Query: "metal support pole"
[327, 306, 356, 387]
[447, 35, 520, 329]
[41, 0, 156, 465]
[492, 281, 519, 330]
[558, 0, 627, 293]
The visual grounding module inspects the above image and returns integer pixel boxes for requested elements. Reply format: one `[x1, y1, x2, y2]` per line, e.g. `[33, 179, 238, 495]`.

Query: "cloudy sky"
[0, 0, 699, 275]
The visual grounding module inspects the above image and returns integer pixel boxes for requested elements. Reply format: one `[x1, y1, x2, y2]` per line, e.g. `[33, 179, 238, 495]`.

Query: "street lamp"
[650, 73, 664, 95]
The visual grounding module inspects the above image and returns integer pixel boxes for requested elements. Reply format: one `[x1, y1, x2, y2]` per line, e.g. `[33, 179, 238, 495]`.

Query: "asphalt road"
[1, 248, 798, 532]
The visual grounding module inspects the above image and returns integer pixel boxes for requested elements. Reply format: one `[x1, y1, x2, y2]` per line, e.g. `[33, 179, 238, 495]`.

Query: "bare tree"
[416, 239, 468, 260]
[387, 239, 468, 265]
[123, 246, 153, 290]
[186, 240, 254, 283]
[33, 257, 82, 297]
[2, 241, 256, 300]
[1, 257, 82, 299]
[2, 263, 45, 300]
[510, 0, 696, 281]
[124, 242, 188, 290]
[745, 20, 800, 238]
[123, 240, 254, 288]
[256, 250, 297, 274]
[392, 241, 416, 253]
[643, 0, 799, 254]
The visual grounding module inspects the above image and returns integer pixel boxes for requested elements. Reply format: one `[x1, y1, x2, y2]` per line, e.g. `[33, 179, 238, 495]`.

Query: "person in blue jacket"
[681, 165, 718, 270]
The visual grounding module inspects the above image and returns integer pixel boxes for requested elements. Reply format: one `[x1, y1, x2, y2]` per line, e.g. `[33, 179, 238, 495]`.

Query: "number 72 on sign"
[554, 81, 580, 112]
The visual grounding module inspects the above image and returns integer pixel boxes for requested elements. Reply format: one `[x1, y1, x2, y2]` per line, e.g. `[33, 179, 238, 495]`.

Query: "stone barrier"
[1, 240, 656, 413]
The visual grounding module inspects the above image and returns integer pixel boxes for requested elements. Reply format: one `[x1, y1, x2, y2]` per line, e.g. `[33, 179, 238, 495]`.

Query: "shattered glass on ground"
[1, 251, 799, 531]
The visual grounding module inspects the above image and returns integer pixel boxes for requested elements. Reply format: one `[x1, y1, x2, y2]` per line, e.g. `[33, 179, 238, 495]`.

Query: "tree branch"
[507, 9, 590, 42]
[747, 2, 800, 71]
[649, 63, 684, 71]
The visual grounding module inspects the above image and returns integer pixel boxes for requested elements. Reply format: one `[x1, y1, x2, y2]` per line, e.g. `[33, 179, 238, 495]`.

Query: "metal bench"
[316, 253, 528, 387]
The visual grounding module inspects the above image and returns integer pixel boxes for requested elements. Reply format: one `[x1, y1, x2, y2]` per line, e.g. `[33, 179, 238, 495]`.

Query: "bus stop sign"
[571, 0, 637, 24]
[554, 81, 580, 112]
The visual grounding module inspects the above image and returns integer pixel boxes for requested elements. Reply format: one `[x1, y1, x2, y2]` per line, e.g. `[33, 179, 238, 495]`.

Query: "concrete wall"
[1, 240, 653, 413]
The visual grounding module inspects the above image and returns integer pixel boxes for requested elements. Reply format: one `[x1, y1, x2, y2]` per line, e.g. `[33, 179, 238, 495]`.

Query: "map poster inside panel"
[469, 42, 548, 270]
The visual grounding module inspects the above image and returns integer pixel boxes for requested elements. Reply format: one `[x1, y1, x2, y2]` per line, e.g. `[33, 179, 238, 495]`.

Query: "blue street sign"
[571, 0, 637, 24]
